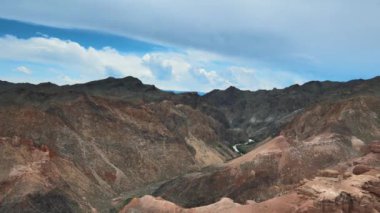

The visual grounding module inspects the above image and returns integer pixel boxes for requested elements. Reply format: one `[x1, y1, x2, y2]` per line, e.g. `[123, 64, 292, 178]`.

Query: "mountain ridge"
[0, 75, 379, 212]
[1, 75, 379, 94]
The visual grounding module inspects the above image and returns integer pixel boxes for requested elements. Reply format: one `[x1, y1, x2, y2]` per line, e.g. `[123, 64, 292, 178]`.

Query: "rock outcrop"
[0, 77, 236, 212]
[153, 96, 380, 208]
[122, 140, 380, 213]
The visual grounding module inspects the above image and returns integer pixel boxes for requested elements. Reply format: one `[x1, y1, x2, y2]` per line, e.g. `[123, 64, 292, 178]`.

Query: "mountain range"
[0, 76, 379, 212]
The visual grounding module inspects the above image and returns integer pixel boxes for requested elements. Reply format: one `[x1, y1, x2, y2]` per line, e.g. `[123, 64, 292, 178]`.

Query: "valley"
[0, 76, 379, 212]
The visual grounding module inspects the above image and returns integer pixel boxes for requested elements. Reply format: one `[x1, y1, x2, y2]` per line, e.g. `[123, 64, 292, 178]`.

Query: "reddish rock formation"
[122, 151, 380, 213]
[152, 96, 380, 208]
[353, 165, 372, 175]
[0, 78, 236, 212]
[370, 141, 380, 153]
[122, 171, 380, 213]
[0, 76, 379, 212]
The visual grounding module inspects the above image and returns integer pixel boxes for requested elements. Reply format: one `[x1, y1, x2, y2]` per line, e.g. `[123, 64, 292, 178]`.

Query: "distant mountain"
[162, 89, 206, 96]
[0, 76, 379, 212]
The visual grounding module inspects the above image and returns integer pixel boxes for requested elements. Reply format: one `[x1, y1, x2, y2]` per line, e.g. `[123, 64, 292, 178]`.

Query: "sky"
[0, 0, 379, 92]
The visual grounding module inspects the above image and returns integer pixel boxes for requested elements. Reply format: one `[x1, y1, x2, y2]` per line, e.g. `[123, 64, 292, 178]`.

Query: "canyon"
[0, 76, 379, 212]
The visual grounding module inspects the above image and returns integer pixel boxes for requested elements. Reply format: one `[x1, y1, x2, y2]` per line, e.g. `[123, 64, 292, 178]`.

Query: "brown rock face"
[353, 165, 372, 175]
[0, 78, 236, 212]
[122, 144, 380, 213]
[370, 141, 380, 153]
[0, 76, 380, 212]
[318, 169, 340, 178]
[122, 169, 380, 213]
[153, 96, 380, 208]
[200, 76, 380, 144]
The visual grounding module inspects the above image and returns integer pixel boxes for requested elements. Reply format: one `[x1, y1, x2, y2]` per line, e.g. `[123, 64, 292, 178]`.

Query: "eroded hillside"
[0, 76, 379, 212]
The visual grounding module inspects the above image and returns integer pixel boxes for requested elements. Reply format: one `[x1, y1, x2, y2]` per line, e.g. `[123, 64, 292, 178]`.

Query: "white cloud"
[197, 68, 218, 83]
[1, 0, 380, 69]
[143, 52, 191, 81]
[0, 35, 153, 83]
[141, 50, 306, 91]
[15, 66, 32, 74]
[61, 75, 81, 84]
[228, 66, 306, 90]
[141, 51, 235, 91]
[0, 35, 306, 92]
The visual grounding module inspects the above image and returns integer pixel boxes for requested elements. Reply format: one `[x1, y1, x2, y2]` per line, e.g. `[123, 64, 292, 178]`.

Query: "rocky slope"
[0, 77, 235, 212]
[152, 96, 380, 208]
[124, 171, 380, 213]
[199, 77, 380, 147]
[0, 76, 379, 212]
[121, 140, 380, 212]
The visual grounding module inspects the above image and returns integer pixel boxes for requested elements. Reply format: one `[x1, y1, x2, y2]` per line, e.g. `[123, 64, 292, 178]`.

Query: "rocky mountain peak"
[37, 82, 58, 88]
[225, 85, 240, 92]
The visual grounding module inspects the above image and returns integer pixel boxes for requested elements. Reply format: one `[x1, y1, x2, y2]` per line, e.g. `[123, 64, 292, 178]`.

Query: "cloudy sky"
[0, 0, 379, 92]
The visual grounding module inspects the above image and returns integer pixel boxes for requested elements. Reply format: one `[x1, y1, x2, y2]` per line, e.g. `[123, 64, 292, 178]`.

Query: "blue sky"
[0, 0, 379, 92]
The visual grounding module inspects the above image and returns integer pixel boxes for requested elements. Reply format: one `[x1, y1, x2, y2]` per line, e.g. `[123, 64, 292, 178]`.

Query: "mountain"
[199, 77, 380, 146]
[0, 77, 235, 212]
[0, 76, 379, 212]
[153, 96, 380, 207]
